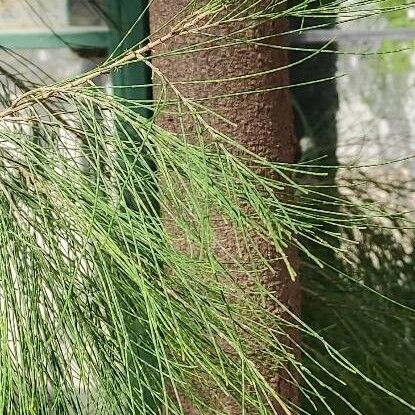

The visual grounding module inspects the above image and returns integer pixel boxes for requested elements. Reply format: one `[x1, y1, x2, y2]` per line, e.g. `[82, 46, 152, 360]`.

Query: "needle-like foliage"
[0, 1, 414, 414]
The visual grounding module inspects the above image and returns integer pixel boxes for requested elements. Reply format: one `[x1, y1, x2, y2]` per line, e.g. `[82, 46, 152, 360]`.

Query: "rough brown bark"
[150, 1, 300, 413]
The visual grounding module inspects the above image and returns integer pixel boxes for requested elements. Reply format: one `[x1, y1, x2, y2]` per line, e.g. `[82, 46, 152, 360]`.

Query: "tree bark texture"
[150, 1, 300, 413]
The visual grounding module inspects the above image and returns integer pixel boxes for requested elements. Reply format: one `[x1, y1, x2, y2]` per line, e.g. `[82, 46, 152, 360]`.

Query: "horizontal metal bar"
[1, 26, 413, 50]
[0, 26, 110, 49]
[291, 28, 415, 44]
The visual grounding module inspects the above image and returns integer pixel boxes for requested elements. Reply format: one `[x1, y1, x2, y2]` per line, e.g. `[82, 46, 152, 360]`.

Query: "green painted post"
[106, 0, 152, 118]
[105, 0, 156, 212]
[105, 1, 159, 412]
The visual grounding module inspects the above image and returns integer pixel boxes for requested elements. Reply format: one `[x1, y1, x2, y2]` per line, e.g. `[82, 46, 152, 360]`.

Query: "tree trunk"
[150, 1, 300, 412]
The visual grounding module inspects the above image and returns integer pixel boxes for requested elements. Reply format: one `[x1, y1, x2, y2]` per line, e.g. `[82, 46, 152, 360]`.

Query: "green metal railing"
[0, 26, 109, 49]
[0, 0, 152, 110]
